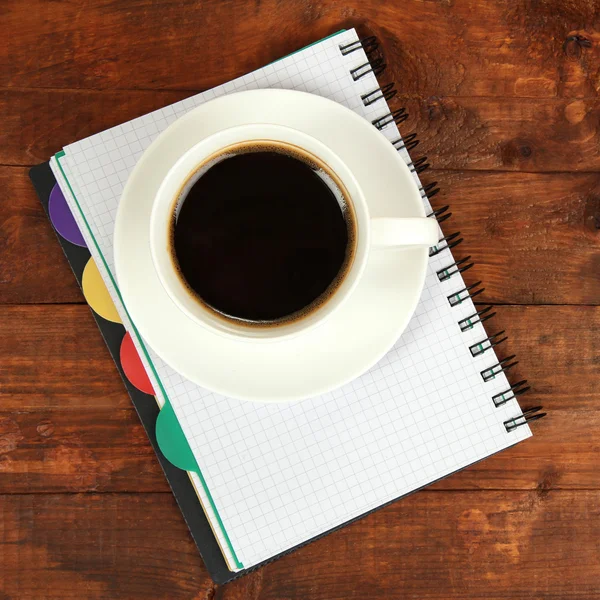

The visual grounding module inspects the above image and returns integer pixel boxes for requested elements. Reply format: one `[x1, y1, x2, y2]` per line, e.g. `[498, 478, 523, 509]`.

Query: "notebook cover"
[36, 160, 436, 582]
[29, 160, 530, 584]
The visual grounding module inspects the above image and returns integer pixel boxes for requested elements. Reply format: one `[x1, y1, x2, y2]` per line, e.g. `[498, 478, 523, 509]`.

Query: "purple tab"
[49, 184, 87, 247]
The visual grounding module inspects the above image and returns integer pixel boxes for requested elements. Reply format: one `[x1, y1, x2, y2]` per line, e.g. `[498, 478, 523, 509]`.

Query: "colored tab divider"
[49, 184, 87, 247]
[81, 258, 122, 324]
[156, 400, 201, 472]
[120, 332, 155, 395]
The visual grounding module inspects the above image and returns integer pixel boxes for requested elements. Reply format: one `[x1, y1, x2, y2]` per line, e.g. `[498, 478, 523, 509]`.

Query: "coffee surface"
[172, 148, 353, 323]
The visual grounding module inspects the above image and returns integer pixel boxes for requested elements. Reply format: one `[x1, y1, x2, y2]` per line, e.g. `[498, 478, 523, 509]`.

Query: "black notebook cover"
[30, 162, 241, 584]
[31, 157, 542, 584]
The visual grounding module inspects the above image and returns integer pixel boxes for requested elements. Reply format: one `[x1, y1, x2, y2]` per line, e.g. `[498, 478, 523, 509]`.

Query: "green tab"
[156, 400, 201, 472]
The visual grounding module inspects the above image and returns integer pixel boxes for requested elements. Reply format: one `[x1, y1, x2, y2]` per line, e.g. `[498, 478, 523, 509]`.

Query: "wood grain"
[0, 405, 597, 494]
[3, 167, 598, 305]
[2, 0, 599, 98]
[1, 89, 188, 167]
[3, 90, 600, 170]
[0, 494, 213, 600]
[1, 491, 599, 600]
[0, 305, 124, 409]
[432, 170, 600, 305]
[1, 305, 598, 493]
[0, 167, 83, 304]
[0, 409, 169, 494]
[2, 0, 600, 594]
[397, 96, 600, 172]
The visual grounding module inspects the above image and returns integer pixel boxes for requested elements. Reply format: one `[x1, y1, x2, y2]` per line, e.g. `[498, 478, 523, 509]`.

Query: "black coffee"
[171, 143, 355, 325]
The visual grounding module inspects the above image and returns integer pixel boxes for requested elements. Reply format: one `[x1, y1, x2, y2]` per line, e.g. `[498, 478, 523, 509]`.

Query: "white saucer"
[114, 89, 428, 403]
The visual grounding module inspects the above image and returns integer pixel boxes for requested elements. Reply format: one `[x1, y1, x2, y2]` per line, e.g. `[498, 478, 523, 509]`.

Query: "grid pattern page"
[56, 28, 531, 569]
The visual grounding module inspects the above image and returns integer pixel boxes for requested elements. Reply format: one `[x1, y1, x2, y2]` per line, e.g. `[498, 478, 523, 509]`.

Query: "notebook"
[34, 28, 543, 579]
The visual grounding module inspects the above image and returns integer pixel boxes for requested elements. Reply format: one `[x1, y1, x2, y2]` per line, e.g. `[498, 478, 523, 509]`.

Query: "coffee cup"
[149, 123, 438, 342]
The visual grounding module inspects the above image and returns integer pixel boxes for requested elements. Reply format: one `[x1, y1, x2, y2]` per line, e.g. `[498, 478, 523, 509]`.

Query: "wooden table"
[1, 1, 599, 598]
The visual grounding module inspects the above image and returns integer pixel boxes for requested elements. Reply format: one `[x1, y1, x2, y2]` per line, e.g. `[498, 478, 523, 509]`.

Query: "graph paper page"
[53, 29, 531, 569]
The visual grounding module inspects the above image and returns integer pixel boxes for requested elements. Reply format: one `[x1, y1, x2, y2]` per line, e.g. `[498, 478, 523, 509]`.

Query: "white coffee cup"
[149, 123, 438, 342]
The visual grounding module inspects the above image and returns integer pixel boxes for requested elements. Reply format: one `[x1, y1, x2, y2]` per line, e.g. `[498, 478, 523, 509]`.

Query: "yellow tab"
[82, 258, 122, 324]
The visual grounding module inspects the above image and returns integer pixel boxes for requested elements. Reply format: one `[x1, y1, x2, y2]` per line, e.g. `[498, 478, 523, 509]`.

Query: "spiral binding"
[469, 330, 508, 357]
[373, 109, 408, 130]
[504, 407, 546, 432]
[448, 281, 484, 306]
[340, 36, 378, 56]
[408, 156, 430, 174]
[428, 204, 451, 223]
[458, 306, 496, 331]
[481, 355, 518, 382]
[339, 35, 545, 431]
[437, 256, 474, 282]
[350, 58, 386, 81]
[362, 83, 397, 107]
[492, 380, 530, 407]
[429, 232, 463, 257]
[393, 133, 419, 153]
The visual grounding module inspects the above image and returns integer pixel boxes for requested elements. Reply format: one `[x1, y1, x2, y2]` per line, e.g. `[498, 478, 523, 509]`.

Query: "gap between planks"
[2, 488, 600, 496]
[3, 160, 599, 174]
[3, 85, 600, 99]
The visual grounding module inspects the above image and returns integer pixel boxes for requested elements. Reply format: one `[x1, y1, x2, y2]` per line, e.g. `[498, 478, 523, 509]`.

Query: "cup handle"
[370, 217, 439, 248]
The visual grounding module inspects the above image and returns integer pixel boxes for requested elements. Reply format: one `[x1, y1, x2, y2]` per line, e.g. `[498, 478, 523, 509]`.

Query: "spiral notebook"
[39, 28, 544, 580]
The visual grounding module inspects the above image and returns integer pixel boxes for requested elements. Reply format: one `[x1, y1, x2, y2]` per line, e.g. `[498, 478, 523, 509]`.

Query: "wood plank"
[379, 2, 600, 100]
[435, 408, 600, 491]
[431, 170, 600, 305]
[487, 306, 599, 410]
[0, 404, 596, 494]
[216, 491, 600, 600]
[0, 494, 213, 600]
[0, 166, 83, 304]
[3, 305, 597, 410]
[3, 90, 600, 171]
[1, 89, 188, 167]
[0, 409, 169, 493]
[2, 0, 599, 98]
[3, 167, 598, 305]
[0, 305, 598, 493]
[1, 491, 599, 599]
[436, 305, 600, 490]
[398, 96, 600, 173]
[0, 305, 125, 409]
